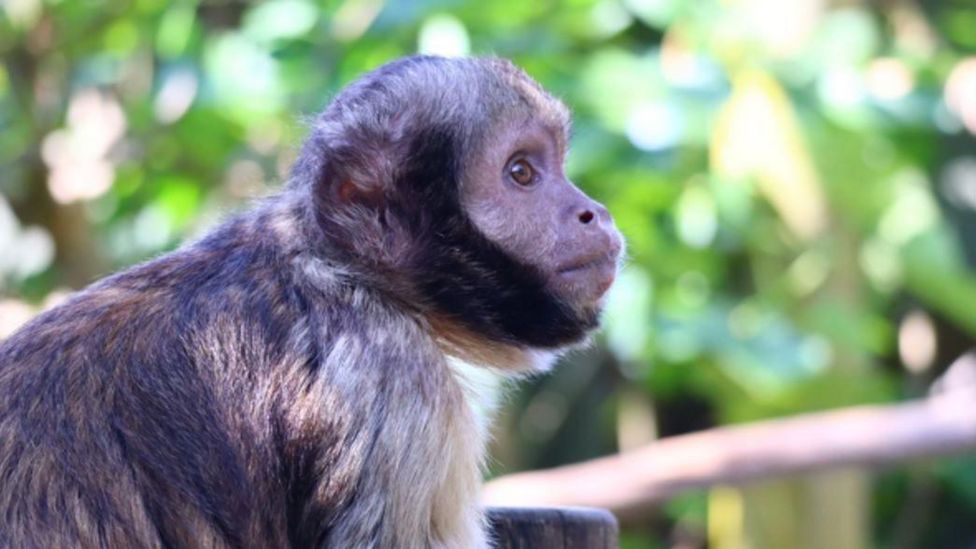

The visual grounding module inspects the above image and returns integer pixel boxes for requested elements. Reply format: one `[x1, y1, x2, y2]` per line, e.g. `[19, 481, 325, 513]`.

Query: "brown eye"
[508, 159, 535, 186]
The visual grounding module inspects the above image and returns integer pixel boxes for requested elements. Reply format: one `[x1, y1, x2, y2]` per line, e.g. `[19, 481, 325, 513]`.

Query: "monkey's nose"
[576, 202, 610, 225]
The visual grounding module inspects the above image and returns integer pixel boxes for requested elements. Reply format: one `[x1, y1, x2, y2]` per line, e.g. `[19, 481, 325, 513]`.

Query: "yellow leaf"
[711, 70, 828, 240]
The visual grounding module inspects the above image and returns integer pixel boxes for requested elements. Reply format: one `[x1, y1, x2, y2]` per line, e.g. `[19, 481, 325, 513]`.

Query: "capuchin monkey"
[0, 55, 624, 548]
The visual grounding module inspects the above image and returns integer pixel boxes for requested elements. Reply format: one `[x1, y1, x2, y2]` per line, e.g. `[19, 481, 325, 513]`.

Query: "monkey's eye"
[507, 159, 536, 186]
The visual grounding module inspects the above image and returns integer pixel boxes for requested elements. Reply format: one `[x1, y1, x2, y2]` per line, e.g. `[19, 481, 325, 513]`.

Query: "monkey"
[0, 55, 624, 548]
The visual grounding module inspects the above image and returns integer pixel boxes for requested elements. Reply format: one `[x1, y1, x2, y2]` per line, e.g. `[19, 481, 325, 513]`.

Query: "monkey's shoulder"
[0, 220, 312, 378]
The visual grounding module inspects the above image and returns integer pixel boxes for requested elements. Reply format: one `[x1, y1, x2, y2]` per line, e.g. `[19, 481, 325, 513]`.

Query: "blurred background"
[2, 0, 976, 547]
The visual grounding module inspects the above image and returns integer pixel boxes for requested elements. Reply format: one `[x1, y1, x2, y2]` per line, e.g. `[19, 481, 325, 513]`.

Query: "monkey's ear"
[335, 179, 386, 209]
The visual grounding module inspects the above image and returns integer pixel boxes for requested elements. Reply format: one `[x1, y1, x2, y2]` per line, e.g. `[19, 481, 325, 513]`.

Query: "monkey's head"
[292, 56, 624, 368]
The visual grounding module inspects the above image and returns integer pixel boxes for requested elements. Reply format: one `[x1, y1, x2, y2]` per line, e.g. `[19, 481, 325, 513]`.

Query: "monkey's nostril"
[579, 210, 595, 224]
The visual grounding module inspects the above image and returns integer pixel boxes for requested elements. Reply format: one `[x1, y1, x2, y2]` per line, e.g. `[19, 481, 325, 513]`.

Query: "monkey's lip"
[554, 256, 618, 302]
[556, 253, 616, 276]
[555, 255, 618, 296]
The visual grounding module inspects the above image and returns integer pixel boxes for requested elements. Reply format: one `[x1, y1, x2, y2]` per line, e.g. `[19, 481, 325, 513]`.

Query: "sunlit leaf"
[711, 69, 828, 240]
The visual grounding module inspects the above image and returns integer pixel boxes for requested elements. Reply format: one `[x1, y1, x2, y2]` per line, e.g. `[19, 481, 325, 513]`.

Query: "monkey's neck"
[428, 315, 560, 373]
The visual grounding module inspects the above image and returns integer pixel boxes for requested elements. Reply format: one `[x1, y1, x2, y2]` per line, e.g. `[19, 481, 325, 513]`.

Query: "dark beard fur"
[395, 126, 598, 348]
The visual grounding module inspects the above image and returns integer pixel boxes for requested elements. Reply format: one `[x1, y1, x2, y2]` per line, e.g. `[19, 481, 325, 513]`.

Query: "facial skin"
[463, 118, 624, 317]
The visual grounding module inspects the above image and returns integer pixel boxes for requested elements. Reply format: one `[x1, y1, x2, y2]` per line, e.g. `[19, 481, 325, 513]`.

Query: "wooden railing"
[485, 384, 976, 523]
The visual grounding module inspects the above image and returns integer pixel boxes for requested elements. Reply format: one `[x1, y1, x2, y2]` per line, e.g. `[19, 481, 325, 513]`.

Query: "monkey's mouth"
[557, 256, 613, 275]
[557, 251, 617, 275]
[555, 254, 618, 298]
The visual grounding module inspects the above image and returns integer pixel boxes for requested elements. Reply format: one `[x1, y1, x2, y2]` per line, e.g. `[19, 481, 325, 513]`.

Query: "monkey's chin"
[552, 259, 617, 308]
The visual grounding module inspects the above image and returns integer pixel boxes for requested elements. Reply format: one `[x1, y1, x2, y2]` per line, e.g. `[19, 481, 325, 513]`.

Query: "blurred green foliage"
[2, 0, 976, 547]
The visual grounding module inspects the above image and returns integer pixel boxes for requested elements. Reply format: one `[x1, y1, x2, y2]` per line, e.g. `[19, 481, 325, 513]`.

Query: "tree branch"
[483, 387, 976, 521]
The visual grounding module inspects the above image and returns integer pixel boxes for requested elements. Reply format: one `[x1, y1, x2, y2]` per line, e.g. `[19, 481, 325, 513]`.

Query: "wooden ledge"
[486, 506, 618, 548]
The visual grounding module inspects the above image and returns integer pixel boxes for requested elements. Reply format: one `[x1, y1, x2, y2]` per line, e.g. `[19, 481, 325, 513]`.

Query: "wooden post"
[486, 506, 618, 548]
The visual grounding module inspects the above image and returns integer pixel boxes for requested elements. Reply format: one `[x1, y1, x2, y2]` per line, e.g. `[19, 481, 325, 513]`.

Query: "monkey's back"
[0, 212, 316, 548]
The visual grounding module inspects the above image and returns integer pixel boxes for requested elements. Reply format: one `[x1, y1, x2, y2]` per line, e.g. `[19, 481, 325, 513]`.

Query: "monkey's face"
[308, 55, 623, 350]
[463, 119, 624, 316]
